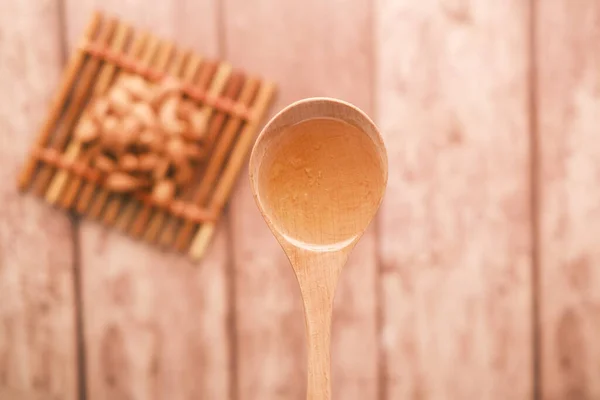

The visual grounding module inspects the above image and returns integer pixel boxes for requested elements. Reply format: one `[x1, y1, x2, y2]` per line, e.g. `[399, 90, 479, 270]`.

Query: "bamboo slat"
[189, 82, 275, 259]
[45, 21, 131, 205]
[32, 18, 116, 197]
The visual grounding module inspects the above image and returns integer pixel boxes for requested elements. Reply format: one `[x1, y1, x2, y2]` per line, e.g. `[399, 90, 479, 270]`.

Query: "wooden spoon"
[249, 97, 388, 400]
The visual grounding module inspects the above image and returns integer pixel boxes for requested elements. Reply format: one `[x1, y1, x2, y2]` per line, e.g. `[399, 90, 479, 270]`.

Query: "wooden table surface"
[1, 0, 599, 399]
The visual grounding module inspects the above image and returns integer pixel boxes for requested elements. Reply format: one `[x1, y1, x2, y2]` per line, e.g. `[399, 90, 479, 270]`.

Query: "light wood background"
[0, 0, 598, 399]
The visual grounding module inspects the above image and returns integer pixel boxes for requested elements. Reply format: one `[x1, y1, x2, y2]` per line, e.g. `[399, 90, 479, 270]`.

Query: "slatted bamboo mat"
[17, 11, 276, 260]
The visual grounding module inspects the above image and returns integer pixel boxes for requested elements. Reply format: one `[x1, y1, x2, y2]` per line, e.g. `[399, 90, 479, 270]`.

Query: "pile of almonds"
[74, 75, 208, 206]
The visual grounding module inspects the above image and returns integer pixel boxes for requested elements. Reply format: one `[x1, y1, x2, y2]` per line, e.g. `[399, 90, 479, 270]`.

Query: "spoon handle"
[302, 286, 334, 400]
[294, 251, 346, 400]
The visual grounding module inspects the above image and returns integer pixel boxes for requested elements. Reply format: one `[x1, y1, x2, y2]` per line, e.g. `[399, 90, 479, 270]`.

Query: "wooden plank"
[376, 0, 533, 398]
[536, 1, 600, 398]
[173, 0, 219, 56]
[0, 2, 79, 400]
[223, 1, 379, 398]
[63, 2, 231, 399]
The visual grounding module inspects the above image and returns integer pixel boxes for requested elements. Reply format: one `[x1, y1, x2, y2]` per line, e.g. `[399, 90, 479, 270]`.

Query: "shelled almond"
[74, 74, 208, 203]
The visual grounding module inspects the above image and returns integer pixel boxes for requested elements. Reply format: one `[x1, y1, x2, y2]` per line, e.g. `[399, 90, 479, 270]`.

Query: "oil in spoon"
[258, 117, 384, 251]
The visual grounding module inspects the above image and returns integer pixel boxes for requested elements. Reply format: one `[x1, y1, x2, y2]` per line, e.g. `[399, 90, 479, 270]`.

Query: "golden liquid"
[258, 117, 384, 250]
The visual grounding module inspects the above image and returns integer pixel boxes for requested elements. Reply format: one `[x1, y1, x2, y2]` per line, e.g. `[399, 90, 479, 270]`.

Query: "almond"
[90, 98, 110, 120]
[153, 158, 170, 180]
[74, 117, 99, 144]
[85, 141, 102, 158]
[188, 110, 207, 139]
[151, 78, 182, 107]
[102, 118, 126, 153]
[185, 143, 206, 161]
[94, 154, 116, 172]
[131, 103, 156, 127]
[105, 171, 142, 192]
[152, 179, 175, 206]
[108, 86, 132, 116]
[119, 154, 139, 171]
[166, 137, 187, 163]
[159, 96, 186, 135]
[102, 115, 119, 133]
[122, 115, 142, 144]
[177, 99, 195, 119]
[120, 75, 153, 101]
[137, 153, 159, 171]
[138, 129, 163, 152]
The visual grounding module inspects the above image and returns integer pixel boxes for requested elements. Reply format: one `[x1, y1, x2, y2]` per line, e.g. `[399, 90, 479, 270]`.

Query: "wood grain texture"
[376, 0, 533, 398]
[64, 2, 231, 399]
[536, 1, 600, 398]
[223, 1, 379, 399]
[0, 1, 78, 400]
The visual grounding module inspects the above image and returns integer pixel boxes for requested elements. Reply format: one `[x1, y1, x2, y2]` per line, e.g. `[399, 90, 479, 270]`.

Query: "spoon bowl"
[249, 97, 387, 400]
[250, 98, 388, 250]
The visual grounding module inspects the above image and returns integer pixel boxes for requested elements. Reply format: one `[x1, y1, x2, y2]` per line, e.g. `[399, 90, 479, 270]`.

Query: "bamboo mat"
[17, 12, 276, 260]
